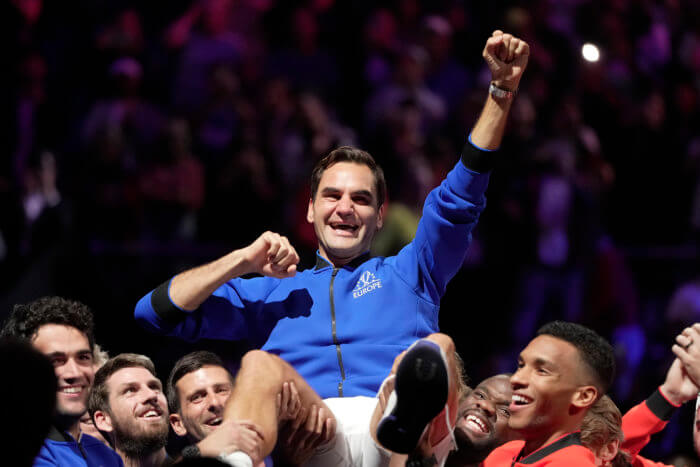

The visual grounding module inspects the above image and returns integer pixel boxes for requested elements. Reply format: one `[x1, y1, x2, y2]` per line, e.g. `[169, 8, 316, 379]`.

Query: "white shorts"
[304, 396, 391, 467]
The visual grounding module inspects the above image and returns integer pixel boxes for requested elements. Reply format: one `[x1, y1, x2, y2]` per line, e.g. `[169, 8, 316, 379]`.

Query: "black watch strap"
[406, 454, 437, 467]
[181, 444, 201, 458]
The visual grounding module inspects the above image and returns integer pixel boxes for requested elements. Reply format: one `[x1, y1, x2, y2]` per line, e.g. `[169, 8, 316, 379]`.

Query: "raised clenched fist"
[242, 231, 300, 279]
[482, 30, 530, 92]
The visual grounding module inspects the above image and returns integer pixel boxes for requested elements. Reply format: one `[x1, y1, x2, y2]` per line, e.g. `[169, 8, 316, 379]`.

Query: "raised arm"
[391, 31, 530, 302]
[134, 231, 300, 340]
[621, 357, 698, 459]
[671, 323, 700, 386]
[170, 231, 300, 311]
[470, 30, 529, 151]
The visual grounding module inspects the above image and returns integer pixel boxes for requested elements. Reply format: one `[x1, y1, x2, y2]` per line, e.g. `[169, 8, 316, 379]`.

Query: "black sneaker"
[376, 340, 449, 454]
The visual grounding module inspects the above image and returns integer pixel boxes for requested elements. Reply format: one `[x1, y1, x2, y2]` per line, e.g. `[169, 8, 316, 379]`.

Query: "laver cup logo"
[353, 271, 382, 298]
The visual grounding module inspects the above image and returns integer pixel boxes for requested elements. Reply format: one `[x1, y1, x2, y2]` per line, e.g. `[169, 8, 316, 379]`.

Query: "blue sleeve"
[134, 276, 280, 342]
[391, 157, 490, 304]
[97, 442, 125, 466]
[32, 448, 58, 466]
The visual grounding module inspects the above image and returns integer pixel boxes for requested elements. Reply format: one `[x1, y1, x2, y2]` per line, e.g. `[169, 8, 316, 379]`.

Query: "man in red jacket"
[578, 351, 700, 467]
[620, 358, 698, 466]
[482, 321, 615, 466]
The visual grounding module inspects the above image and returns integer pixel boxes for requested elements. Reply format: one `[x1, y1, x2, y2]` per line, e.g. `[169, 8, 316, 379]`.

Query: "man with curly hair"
[1, 296, 123, 467]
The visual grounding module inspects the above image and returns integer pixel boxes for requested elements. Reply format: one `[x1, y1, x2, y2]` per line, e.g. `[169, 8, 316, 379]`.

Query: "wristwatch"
[489, 82, 516, 99]
[181, 444, 201, 458]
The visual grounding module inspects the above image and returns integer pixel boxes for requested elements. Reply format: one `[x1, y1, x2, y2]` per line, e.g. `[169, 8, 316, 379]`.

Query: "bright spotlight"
[581, 43, 600, 62]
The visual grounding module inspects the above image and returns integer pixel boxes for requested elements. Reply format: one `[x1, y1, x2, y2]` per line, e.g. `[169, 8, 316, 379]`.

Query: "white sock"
[219, 451, 254, 467]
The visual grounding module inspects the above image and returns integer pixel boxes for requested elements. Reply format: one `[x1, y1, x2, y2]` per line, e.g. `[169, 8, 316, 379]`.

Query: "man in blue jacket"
[1, 297, 123, 467]
[135, 30, 529, 466]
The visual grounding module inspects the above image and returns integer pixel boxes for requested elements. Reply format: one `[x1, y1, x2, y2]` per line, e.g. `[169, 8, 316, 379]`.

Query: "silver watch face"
[489, 83, 513, 98]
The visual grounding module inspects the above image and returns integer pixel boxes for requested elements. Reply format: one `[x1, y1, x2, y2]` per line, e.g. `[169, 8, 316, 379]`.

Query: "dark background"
[3, 0, 700, 461]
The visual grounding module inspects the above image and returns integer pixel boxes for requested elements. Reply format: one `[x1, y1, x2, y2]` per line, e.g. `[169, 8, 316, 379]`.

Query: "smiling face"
[169, 365, 233, 442]
[95, 367, 168, 456]
[451, 375, 514, 463]
[458, 376, 513, 444]
[307, 162, 384, 266]
[32, 324, 95, 420]
[508, 335, 597, 441]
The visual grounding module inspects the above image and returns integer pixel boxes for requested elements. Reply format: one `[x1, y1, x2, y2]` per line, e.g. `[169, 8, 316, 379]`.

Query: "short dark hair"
[0, 296, 96, 350]
[166, 351, 230, 414]
[310, 146, 387, 209]
[88, 353, 157, 417]
[537, 321, 615, 395]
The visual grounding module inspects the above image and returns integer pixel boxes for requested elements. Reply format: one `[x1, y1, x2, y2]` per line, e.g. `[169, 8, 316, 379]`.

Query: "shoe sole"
[376, 340, 449, 454]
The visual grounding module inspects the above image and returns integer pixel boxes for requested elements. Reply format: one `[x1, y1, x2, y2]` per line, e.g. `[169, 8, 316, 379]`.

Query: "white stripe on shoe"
[219, 451, 254, 467]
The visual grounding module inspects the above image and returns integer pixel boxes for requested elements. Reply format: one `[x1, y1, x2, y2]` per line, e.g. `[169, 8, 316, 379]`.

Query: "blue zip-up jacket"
[135, 144, 492, 399]
[33, 426, 124, 466]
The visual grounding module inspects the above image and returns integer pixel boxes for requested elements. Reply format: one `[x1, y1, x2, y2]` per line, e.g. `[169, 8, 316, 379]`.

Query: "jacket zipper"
[329, 267, 346, 396]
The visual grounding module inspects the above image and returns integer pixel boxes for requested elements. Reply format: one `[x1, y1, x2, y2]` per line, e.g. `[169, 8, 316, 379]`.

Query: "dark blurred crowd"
[3, 0, 700, 459]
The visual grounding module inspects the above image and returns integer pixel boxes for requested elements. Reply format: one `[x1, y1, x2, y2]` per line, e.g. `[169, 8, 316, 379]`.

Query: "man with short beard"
[445, 374, 516, 466]
[167, 351, 340, 465]
[166, 351, 264, 462]
[387, 373, 516, 466]
[89, 354, 171, 467]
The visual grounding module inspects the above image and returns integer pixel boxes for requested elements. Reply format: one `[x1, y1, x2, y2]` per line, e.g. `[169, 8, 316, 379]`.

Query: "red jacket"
[621, 387, 679, 467]
[481, 432, 596, 466]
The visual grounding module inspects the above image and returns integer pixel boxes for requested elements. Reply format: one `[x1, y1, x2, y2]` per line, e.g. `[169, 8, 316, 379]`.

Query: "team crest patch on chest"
[352, 271, 383, 298]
